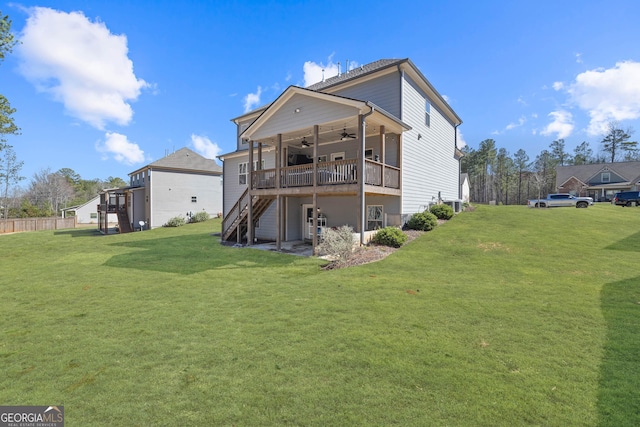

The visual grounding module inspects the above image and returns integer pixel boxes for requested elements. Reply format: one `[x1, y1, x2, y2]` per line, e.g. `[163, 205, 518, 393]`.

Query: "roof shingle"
[147, 147, 222, 173]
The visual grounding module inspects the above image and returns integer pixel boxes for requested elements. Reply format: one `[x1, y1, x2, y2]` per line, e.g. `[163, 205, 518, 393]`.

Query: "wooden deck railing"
[250, 159, 398, 190]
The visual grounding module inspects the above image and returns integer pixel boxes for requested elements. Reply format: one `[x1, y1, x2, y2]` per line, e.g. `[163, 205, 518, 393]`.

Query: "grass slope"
[0, 205, 638, 426]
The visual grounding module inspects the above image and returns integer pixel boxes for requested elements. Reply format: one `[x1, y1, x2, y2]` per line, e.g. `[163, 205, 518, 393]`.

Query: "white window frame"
[425, 100, 431, 127]
[367, 205, 383, 231]
[601, 172, 610, 183]
[331, 152, 345, 161]
[239, 123, 249, 147]
[239, 162, 248, 185]
[365, 149, 373, 160]
[239, 160, 265, 185]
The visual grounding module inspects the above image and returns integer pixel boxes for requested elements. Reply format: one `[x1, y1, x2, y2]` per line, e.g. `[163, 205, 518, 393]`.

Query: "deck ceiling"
[252, 116, 400, 148]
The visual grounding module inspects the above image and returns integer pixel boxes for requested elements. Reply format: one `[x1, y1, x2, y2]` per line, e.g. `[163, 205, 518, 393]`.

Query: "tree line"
[6, 169, 127, 218]
[461, 122, 637, 204]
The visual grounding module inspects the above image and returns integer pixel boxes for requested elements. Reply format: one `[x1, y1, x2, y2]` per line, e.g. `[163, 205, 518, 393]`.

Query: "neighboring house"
[460, 173, 470, 203]
[219, 58, 463, 252]
[99, 147, 223, 234]
[556, 161, 640, 202]
[61, 195, 105, 224]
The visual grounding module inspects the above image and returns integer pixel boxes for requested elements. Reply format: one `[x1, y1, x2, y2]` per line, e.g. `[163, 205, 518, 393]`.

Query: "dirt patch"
[322, 229, 425, 270]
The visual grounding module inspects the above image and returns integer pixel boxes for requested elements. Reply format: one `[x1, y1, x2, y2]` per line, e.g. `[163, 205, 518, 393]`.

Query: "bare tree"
[27, 168, 74, 216]
[0, 143, 23, 219]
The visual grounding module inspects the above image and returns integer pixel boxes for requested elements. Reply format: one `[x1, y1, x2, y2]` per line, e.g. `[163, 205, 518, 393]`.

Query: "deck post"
[312, 125, 319, 254]
[312, 193, 318, 255]
[313, 125, 318, 188]
[358, 114, 366, 246]
[247, 140, 254, 245]
[380, 125, 386, 188]
[276, 134, 282, 251]
[398, 133, 403, 194]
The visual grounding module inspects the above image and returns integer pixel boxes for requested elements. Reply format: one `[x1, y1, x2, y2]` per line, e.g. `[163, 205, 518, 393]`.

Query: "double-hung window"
[239, 162, 248, 185]
[239, 160, 265, 185]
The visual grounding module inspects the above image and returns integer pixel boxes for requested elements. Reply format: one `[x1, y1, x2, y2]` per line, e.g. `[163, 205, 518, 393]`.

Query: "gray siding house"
[219, 58, 462, 252]
[556, 161, 640, 202]
[62, 195, 103, 224]
[99, 147, 223, 233]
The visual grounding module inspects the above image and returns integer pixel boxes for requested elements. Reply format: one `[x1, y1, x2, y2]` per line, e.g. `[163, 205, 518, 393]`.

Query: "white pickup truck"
[527, 193, 594, 208]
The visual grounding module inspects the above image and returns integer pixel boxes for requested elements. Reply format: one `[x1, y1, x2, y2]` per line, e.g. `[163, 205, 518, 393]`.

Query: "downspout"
[360, 104, 376, 246]
[455, 123, 461, 200]
[397, 65, 404, 122]
[219, 156, 225, 220]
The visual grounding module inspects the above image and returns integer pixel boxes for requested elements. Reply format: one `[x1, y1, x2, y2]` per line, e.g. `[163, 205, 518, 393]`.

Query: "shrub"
[406, 211, 438, 231]
[190, 211, 210, 223]
[372, 227, 407, 248]
[317, 225, 355, 264]
[164, 216, 186, 227]
[429, 204, 454, 220]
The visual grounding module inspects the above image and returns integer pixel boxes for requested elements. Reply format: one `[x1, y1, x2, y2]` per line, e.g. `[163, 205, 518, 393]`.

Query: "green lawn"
[1, 204, 638, 426]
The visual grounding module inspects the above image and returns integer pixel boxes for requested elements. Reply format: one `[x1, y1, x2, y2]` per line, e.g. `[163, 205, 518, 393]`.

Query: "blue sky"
[2, 0, 640, 182]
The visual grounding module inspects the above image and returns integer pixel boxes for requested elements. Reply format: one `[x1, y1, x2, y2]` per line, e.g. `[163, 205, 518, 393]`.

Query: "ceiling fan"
[300, 137, 310, 147]
[340, 128, 356, 141]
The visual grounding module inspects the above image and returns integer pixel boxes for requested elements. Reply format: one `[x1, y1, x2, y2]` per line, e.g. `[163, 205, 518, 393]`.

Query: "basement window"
[191, 196, 197, 203]
[367, 205, 383, 230]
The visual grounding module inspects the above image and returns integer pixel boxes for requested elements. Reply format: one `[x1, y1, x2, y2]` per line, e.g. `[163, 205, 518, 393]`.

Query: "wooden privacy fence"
[0, 217, 76, 234]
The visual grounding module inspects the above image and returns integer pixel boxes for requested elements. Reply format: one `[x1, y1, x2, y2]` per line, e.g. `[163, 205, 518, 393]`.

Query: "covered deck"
[223, 86, 411, 252]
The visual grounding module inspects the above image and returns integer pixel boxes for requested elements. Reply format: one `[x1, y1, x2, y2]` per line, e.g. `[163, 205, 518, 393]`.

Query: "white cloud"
[552, 81, 564, 91]
[191, 134, 221, 160]
[303, 55, 357, 87]
[541, 110, 574, 139]
[492, 116, 527, 135]
[17, 7, 149, 130]
[96, 132, 145, 165]
[564, 60, 640, 135]
[575, 53, 583, 64]
[505, 116, 527, 130]
[243, 86, 262, 113]
[456, 128, 466, 149]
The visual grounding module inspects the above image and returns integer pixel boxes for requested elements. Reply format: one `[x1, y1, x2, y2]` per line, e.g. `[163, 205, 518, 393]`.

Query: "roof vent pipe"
[321, 68, 325, 82]
[338, 62, 341, 76]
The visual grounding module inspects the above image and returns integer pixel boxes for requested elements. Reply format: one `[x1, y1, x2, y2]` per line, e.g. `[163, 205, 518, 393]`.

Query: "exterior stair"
[117, 209, 134, 233]
[221, 188, 274, 242]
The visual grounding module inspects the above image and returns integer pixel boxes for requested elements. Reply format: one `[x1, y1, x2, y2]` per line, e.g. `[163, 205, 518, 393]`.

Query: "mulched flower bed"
[322, 229, 425, 270]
